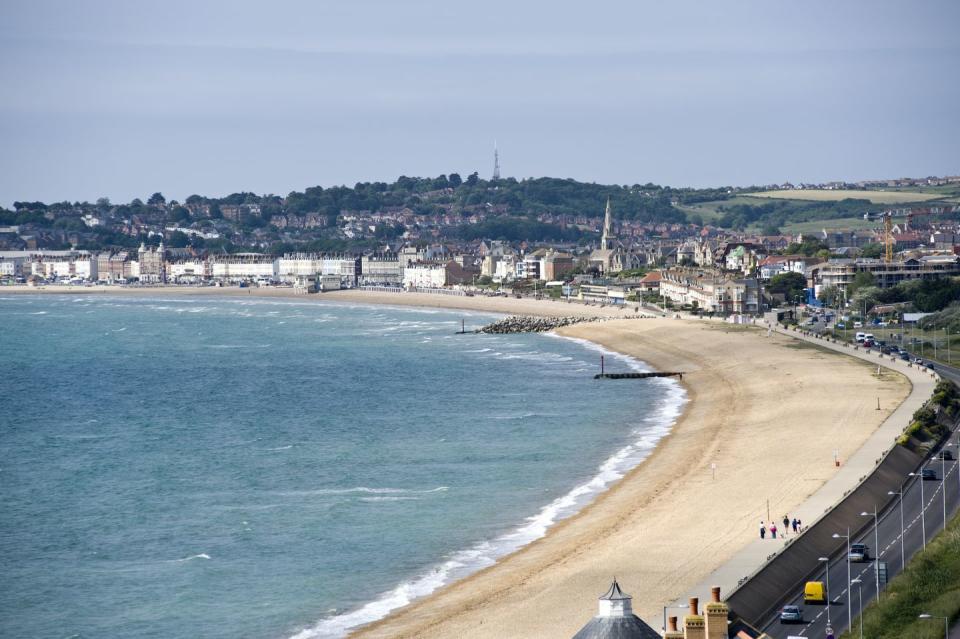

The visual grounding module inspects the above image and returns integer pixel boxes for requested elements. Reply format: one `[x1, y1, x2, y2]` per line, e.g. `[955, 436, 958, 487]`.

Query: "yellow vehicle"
[804, 581, 826, 604]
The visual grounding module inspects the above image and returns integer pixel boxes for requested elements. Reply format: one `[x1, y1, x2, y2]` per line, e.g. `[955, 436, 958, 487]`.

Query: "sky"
[1, 0, 958, 206]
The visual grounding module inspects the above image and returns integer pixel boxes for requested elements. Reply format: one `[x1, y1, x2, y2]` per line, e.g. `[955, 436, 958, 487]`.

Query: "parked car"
[922, 468, 938, 481]
[854, 321, 864, 328]
[849, 543, 870, 562]
[835, 322, 846, 329]
[780, 604, 804, 624]
[937, 449, 955, 461]
[880, 346, 893, 355]
[863, 339, 874, 348]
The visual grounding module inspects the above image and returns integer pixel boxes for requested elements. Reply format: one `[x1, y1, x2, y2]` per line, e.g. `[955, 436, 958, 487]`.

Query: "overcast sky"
[1, 0, 958, 205]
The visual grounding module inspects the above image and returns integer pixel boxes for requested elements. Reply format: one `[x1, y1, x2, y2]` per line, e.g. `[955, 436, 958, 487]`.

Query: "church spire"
[602, 198, 614, 250]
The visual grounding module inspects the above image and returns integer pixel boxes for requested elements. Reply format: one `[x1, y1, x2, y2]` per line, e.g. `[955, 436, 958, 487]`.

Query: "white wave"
[358, 496, 422, 502]
[171, 553, 211, 563]
[113, 327, 127, 332]
[29, 311, 48, 315]
[205, 344, 271, 349]
[488, 412, 541, 421]
[261, 445, 294, 451]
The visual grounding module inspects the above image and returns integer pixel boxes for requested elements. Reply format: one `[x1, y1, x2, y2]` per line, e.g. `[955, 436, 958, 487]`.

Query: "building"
[571, 580, 660, 639]
[97, 251, 135, 282]
[816, 256, 960, 292]
[403, 262, 447, 289]
[360, 253, 402, 285]
[277, 253, 324, 281]
[660, 268, 761, 314]
[138, 241, 166, 283]
[209, 253, 278, 281]
[167, 258, 209, 282]
[589, 199, 636, 274]
[320, 254, 362, 286]
[542, 250, 575, 281]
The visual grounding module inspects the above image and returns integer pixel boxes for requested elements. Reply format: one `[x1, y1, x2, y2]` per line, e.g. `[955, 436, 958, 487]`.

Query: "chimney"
[665, 615, 683, 639]
[683, 597, 705, 639]
[704, 586, 729, 639]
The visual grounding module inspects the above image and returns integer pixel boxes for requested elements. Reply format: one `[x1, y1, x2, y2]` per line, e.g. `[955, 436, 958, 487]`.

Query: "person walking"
[796, 518, 802, 532]
[760, 522, 766, 539]
[792, 517, 799, 533]
[770, 523, 778, 539]
[782, 515, 790, 535]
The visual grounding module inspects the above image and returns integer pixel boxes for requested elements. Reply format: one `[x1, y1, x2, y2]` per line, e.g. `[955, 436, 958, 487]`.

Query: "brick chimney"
[683, 597, 705, 639]
[664, 615, 684, 639]
[704, 586, 729, 639]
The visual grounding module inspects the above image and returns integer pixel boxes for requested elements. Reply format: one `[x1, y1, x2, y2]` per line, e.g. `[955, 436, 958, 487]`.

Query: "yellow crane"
[884, 212, 893, 263]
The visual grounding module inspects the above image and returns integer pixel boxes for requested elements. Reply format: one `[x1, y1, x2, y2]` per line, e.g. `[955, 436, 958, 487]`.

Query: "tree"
[148, 192, 166, 206]
[166, 230, 190, 248]
[818, 285, 841, 307]
[767, 272, 807, 302]
[848, 271, 876, 296]
[859, 243, 883, 259]
[448, 173, 462, 187]
[465, 172, 479, 187]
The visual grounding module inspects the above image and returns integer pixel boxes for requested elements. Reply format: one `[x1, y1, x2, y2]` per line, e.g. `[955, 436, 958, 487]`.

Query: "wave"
[278, 486, 448, 497]
[171, 553, 211, 563]
[29, 311, 48, 315]
[261, 445, 294, 451]
[290, 343, 686, 639]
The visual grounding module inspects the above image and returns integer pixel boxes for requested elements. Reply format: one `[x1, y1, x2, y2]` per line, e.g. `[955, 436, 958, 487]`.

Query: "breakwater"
[478, 315, 596, 334]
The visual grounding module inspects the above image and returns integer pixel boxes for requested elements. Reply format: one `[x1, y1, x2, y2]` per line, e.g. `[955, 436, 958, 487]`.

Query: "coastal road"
[758, 447, 960, 638]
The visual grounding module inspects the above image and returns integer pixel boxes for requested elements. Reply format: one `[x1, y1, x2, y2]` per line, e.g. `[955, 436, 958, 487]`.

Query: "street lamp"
[850, 578, 863, 639]
[918, 613, 948, 639]
[832, 528, 852, 631]
[860, 508, 881, 597]
[909, 471, 927, 549]
[888, 488, 906, 567]
[819, 556, 832, 627]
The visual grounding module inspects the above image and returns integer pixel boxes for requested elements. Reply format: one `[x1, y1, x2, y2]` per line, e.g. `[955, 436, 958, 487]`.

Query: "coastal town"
[4, 185, 960, 319]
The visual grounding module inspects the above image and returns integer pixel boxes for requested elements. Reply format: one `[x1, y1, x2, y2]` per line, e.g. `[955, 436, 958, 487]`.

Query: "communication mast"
[492, 141, 501, 181]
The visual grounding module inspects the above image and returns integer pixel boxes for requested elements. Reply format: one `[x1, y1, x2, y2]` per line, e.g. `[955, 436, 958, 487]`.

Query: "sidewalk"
[664, 321, 939, 624]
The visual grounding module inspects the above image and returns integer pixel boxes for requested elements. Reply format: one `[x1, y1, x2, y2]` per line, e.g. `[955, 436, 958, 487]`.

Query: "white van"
[855, 332, 866, 342]
[854, 321, 863, 328]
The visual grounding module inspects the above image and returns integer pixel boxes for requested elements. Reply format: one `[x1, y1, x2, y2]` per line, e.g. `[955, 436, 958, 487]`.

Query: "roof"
[571, 616, 662, 639]
[600, 580, 631, 601]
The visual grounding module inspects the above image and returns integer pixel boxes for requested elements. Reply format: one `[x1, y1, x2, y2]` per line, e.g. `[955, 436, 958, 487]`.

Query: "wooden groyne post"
[594, 371, 684, 380]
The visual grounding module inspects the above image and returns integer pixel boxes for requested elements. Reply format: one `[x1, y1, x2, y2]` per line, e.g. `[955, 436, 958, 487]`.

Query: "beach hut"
[571, 579, 661, 639]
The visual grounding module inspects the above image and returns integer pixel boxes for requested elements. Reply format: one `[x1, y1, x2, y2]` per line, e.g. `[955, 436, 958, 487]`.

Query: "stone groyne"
[478, 315, 595, 334]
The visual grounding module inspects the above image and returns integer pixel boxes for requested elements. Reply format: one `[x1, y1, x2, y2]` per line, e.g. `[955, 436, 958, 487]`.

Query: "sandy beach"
[3, 286, 912, 636]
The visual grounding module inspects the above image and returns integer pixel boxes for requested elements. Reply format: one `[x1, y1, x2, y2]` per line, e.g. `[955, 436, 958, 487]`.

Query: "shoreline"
[1, 287, 913, 637]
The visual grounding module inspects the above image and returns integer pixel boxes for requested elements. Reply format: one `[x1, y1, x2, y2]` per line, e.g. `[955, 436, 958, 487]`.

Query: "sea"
[0, 294, 685, 639]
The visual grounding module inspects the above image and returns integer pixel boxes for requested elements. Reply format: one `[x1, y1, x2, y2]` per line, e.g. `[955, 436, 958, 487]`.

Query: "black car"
[937, 449, 955, 461]
[922, 468, 938, 481]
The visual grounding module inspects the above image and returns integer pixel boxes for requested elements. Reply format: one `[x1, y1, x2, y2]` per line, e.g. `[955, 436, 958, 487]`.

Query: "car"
[880, 346, 893, 355]
[863, 339, 874, 348]
[835, 322, 846, 329]
[900, 352, 911, 361]
[780, 604, 804, 624]
[937, 450, 955, 461]
[804, 581, 827, 604]
[922, 468, 938, 481]
[854, 321, 864, 328]
[849, 542, 870, 562]
[927, 362, 935, 370]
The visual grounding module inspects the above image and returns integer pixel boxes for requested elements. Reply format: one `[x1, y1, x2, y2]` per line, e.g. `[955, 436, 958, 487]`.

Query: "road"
[758, 445, 960, 638]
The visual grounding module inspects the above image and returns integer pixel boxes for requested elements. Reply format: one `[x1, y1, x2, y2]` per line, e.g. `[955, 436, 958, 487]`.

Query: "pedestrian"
[792, 518, 799, 533]
[782, 515, 789, 534]
[760, 522, 766, 539]
[797, 518, 802, 532]
[771, 523, 778, 539]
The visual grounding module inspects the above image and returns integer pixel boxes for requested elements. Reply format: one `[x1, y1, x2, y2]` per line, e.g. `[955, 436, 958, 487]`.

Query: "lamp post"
[918, 613, 948, 639]
[860, 508, 880, 597]
[909, 471, 927, 549]
[819, 556, 832, 628]
[888, 488, 906, 567]
[832, 528, 852, 631]
[851, 578, 863, 639]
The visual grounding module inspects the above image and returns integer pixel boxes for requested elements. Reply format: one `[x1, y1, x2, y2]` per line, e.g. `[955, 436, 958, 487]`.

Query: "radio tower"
[492, 141, 501, 181]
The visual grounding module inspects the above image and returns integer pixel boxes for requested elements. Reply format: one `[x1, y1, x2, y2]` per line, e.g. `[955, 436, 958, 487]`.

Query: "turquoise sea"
[0, 294, 684, 638]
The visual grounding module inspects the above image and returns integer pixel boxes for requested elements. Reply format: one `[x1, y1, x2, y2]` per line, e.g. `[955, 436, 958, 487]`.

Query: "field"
[779, 216, 879, 235]
[744, 189, 943, 204]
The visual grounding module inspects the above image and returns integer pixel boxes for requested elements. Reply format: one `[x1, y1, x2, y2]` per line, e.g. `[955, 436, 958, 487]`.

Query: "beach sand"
[4, 286, 911, 636]
[344, 311, 909, 637]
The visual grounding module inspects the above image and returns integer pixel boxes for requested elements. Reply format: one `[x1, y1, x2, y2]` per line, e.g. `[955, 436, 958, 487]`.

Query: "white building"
[403, 263, 447, 289]
[167, 259, 209, 282]
[277, 253, 323, 281]
[210, 254, 278, 281]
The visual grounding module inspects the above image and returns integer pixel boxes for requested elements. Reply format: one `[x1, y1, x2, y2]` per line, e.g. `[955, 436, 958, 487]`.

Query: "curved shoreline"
[1, 287, 914, 637]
